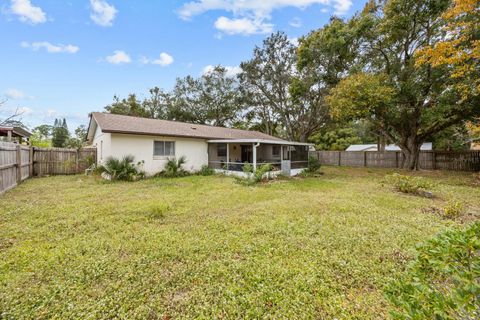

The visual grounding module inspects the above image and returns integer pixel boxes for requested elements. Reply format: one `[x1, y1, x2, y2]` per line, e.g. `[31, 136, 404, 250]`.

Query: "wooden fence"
[33, 147, 96, 176]
[0, 141, 96, 194]
[311, 150, 480, 171]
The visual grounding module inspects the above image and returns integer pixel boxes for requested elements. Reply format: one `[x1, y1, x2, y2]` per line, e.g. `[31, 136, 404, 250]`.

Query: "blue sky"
[1, 0, 367, 131]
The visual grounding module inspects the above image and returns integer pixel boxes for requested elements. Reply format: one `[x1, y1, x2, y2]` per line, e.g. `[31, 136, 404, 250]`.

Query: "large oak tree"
[323, 0, 479, 169]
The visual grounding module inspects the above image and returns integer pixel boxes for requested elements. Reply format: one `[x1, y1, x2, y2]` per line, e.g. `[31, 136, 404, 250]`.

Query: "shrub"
[159, 156, 188, 178]
[234, 163, 273, 186]
[97, 155, 144, 181]
[242, 162, 253, 173]
[300, 156, 323, 177]
[254, 163, 273, 182]
[385, 223, 480, 319]
[306, 155, 321, 173]
[442, 201, 465, 219]
[384, 173, 433, 197]
[198, 164, 215, 176]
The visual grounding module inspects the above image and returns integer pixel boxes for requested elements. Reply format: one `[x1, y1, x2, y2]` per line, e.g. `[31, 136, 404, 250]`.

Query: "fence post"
[395, 152, 399, 168]
[29, 147, 33, 177]
[16, 144, 21, 184]
[364, 151, 367, 167]
[338, 151, 341, 166]
[76, 149, 80, 174]
[432, 151, 437, 170]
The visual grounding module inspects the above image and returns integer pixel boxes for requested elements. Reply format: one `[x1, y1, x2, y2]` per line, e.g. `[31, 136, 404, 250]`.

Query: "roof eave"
[207, 139, 313, 146]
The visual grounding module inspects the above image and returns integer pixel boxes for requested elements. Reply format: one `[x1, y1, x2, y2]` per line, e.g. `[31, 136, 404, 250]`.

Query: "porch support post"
[252, 143, 257, 171]
[7, 130, 12, 142]
[226, 143, 229, 171]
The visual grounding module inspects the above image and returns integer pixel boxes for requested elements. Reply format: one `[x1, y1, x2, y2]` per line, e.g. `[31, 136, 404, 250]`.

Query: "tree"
[169, 66, 242, 126]
[324, 0, 479, 169]
[105, 89, 172, 120]
[105, 94, 149, 118]
[240, 32, 326, 141]
[293, 17, 364, 142]
[466, 119, 480, 148]
[30, 124, 53, 147]
[415, 0, 479, 102]
[142, 87, 171, 119]
[431, 124, 470, 151]
[65, 125, 87, 148]
[309, 121, 376, 151]
[33, 124, 52, 139]
[0, 99, 27, 128]
[51, 118, 70, 147]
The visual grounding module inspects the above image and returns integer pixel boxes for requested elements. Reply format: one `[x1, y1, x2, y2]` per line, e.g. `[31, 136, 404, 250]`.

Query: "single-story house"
[86, 112, 312, 176]
[345, 142, 433, 152]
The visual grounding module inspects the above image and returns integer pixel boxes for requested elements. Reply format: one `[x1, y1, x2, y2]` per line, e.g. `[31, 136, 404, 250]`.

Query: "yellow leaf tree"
[416, 0, 480, 101]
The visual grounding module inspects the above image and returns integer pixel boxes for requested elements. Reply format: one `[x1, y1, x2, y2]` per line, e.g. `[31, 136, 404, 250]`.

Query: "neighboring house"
[345, 143, 433, 152]
[86, 112, 312, 176]
[0, 126, 31, 143]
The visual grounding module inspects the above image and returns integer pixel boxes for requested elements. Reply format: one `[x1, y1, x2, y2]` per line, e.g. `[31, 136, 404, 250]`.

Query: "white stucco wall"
[91, 126, 111, 164]
[108, 133, 208, 175]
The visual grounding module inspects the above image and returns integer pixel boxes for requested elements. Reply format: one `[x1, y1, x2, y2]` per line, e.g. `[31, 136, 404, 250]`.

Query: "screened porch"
[207, 139, 311, 175]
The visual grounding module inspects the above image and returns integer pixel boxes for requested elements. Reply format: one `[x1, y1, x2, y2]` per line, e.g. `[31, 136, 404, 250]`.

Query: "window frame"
[153, 140, 176, 158]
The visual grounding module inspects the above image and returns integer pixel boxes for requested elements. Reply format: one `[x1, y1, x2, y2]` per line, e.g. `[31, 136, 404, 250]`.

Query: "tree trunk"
[377, 135, 386, 152]
[401, 138, 422, 170]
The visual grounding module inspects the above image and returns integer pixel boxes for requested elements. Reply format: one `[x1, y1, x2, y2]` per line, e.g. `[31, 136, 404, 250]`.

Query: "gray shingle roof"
[91, 112, 286, 141]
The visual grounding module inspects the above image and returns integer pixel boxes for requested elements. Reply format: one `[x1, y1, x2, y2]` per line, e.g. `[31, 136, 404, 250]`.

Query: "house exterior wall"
[92, 126, 111, 164]
[109, 133, 208, 175]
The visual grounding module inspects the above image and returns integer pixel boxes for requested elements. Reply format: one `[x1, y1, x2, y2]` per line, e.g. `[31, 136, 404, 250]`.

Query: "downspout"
[252, 142, 260, 172]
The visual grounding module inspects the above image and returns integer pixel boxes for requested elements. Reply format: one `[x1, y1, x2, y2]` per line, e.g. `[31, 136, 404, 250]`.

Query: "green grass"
[1, 167, 479, 319]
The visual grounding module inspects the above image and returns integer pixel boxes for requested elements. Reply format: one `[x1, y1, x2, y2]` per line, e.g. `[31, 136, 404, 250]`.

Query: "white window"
[154, 141, 175, 157]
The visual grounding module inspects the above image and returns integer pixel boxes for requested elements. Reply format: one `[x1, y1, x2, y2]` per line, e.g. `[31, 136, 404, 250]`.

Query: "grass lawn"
[1, 166, 479, 319]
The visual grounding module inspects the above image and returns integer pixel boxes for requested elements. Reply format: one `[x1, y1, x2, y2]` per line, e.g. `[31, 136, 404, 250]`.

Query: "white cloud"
[289, 17, 302, 28]
[214, 16, 273, 35]
[203, 65, 242, 77]
[5, 88, 25, 99]
[178, 0, 352, 35]
[21, 41, 79, 54]
[90, 0, 117, 27]
[152, 53, 174, 66]
[9, 0, 46, 24]
[140, 53, 174, 66]
[333, 0, 351, 15]
[105, 50, 131, 64]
